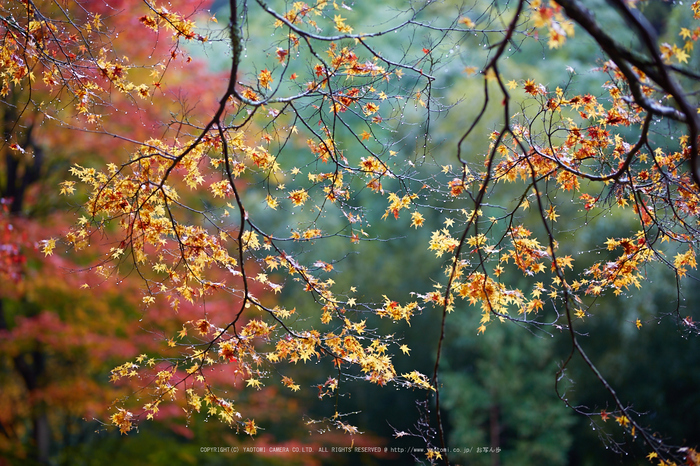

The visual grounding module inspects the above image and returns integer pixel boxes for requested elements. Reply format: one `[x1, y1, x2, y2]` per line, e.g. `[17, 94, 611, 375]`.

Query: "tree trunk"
[490, 401, 500, 466]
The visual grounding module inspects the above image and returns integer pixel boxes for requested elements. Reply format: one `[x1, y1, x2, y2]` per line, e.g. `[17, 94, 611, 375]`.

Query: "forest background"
[2, 0, 700, 465]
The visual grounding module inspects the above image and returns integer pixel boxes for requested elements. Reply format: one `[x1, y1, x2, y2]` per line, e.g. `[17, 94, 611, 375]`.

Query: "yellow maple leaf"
[546, 205, 559, 222]
[615, 415, 630, 427]
[258, 69, 273, 89]
[675, 47, 690, 64]
[265, 194, 278, 210]
[246, 378, 263, 389]
[411, 211, 425, 228]
[42, 238, 56, 256]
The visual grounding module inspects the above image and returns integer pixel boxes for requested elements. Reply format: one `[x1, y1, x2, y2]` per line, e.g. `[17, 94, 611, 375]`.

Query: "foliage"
[0, 0, 319, 463]
[3, 0, 700, 464]
[442, 308, 574, 466]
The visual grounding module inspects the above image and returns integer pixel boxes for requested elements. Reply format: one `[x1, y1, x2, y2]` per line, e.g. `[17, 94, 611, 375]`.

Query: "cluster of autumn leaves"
[59, 57, 433, 436]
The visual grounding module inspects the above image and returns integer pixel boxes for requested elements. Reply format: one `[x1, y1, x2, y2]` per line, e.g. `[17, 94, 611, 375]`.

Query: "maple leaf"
[363, 102, 379, 115]
[195, 319, 211, 336]
[246, 378, 263, 389]
[111, 408, 134, 434]
[523, 79, 539, 95]
[265, 194, 278, 210]
[675, 47, 690, 64]
[258, 69, 273, 89]
[337, 421, 359, 434]
[276, 48, 288, 63]
[59, 181, 76, 195]
[459, 17, 475, 28]
[42, 238, 56, 256]
[615, 415, 630, 428]
[411, 211, 425, 228]
[399, 344, 411, 355]
[244, 419, 258, 435]
[333, 15, 353, 33]
[281, 375, 301, 391]
[288, 189, 310, 206]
